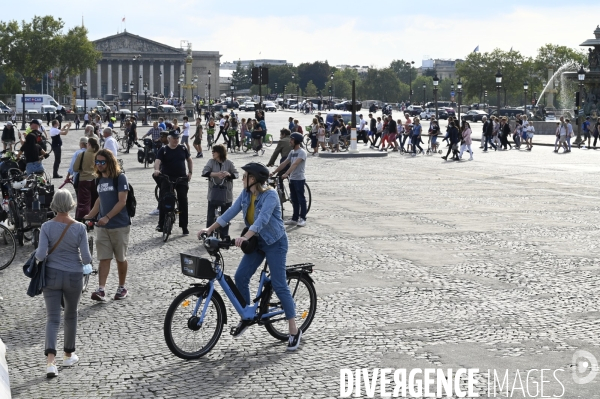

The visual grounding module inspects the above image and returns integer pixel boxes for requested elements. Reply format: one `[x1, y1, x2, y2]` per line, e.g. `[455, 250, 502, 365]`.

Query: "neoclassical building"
[75, 31, 221, 100]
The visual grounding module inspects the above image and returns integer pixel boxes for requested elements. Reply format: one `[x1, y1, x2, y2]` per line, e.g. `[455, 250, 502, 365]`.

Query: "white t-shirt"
[359, 119, 367, 130]
[104, 136, 119, 157]
[49, 127, 61, 137]
[219, 118, 225, 127]
[182, 122, 190, 137]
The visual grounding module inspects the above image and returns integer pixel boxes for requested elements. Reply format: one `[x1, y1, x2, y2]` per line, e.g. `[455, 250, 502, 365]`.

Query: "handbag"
[240, 227, 259, 254]
[73, 151, 85, 190]
[24, 221, 74, 297]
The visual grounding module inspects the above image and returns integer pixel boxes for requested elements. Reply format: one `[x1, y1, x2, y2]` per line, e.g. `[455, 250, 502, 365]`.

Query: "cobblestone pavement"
[2, 110, 600, 398]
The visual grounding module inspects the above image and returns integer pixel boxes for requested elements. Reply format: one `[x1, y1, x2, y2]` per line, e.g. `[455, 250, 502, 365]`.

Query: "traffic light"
[275, 83, 278, 89]
[484, 90, 488, 96]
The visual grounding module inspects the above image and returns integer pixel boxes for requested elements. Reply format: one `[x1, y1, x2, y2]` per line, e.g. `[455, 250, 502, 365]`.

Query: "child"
[191, 118, 203, 158]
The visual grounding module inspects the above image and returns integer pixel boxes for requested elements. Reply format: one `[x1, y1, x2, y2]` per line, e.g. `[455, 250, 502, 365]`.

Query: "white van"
[15, 94, 61, 113]
[76, 99, 109, 112]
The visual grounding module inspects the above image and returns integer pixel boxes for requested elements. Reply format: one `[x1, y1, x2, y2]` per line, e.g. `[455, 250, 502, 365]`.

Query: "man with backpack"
[482, 116, 496, 152]
[84, 149, 132, 301]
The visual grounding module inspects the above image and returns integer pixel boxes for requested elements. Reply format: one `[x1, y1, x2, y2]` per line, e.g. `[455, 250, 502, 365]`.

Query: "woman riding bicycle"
[197, 162, 302, 351]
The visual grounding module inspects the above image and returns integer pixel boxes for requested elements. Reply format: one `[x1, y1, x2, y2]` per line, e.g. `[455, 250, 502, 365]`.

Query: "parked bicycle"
[137, 138, 156, 168]
[163, 234, 317, 359]
[0, 223, 16, 271]
[267, 176, 312, 218]
[156, 173, 187, 242]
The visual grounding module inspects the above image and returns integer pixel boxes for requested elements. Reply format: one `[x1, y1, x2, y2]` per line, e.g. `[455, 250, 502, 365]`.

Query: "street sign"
[450, 91, 455, 97]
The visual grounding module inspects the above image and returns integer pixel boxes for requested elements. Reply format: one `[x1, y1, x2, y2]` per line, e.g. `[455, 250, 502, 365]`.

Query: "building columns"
[160, 63, 165, 96]
[96, 63, 101, 98]
[107, 63, 112, 95]
[170, 62, 175, 97]
[149, 63, 154, 94]
[118, 63, 123, 96]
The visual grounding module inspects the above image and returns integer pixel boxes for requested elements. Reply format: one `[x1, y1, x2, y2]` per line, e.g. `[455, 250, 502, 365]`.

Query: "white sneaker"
[284, 219, 297, 226]
[297, 218, 306, 227]
[149, 208, 160, 215]
[63, 353, 79, 367]
[47, 363, 58, 378]
[469, 157, 473, 161]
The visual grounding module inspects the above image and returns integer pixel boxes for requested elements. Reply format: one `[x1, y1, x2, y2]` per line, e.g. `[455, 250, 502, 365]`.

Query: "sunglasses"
[95, 160, 107, 165]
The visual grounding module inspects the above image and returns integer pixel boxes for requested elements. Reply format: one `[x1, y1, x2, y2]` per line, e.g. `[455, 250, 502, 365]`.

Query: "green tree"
[296, 61, 331, 91]
[535, 44, 586, 72]
[389, 60, 417, 86]
[54, 26, 101, 97]
[231, 60, 251, 90]
[305, 80, 317, 97]
[360, 68, 401, 102]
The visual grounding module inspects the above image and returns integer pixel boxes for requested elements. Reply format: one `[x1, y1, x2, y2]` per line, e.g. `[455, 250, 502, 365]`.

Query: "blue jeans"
[234, 234, 296, 319]
[288, 179, 307, 221]
[26, 161, 44, 175]
[484, 136, 496, 151]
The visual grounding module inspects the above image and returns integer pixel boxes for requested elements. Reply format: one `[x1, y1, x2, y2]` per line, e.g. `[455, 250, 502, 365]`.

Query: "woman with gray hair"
[35, 189, 92, 378]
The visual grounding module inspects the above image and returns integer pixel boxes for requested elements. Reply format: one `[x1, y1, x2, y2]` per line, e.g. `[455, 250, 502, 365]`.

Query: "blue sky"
[9, 1, 600, 68]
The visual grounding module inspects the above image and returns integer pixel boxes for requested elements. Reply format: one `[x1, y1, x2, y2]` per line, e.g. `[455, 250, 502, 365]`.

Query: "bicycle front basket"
[180, 253, 216, 279]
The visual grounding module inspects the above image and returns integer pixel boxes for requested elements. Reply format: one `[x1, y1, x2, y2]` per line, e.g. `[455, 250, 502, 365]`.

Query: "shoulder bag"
[73, 152, 85, 190]
[24, 221, 74, 297]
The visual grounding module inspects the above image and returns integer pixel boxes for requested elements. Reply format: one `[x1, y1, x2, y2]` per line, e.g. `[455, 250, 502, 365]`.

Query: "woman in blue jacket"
[198, 162, 302, 351]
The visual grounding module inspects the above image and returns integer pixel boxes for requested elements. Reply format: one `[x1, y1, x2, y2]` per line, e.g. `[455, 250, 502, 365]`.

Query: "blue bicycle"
[164, 235, 317, 359]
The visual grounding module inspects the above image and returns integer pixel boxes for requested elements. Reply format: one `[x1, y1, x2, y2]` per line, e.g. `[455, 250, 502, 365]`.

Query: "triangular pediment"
[94, 32, 184, 55]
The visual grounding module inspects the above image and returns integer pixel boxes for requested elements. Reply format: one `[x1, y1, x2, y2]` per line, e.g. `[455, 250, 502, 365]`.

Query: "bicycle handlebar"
[156, 173, 188, 184]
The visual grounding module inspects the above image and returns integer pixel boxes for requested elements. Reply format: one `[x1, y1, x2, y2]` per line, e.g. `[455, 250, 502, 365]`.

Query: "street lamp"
[159, 70, 163, 96]
[523, 81, 529, 119]
[330, 72, 334, 104]
[230, 83, 234, 107]
[576, 65, 586, 144]
[83, 81, 88, 115]
[129, 81, 134, 115]
[20, 79, 26, 130]
[406, 61, 414, 103]
[193, 75, 198, 99]
[143, 82, 149, 126]
[495, 69, 503, 117]
[208, 70, 212, 113]
[422, 83, 426, 105]
[433, 74, 439, 120]
[457, 78, 463, 124]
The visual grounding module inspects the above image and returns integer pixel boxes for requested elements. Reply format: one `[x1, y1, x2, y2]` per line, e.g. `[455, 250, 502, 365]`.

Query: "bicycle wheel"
[304, 182, 312, 214]
[242, 139, 251, 153]
[264, 134, 273, 147]
[144, 148, 148, 168]
[262, 273, 317, 341]
[164, 286, 225, 359]
[13, 141, 22, 153]
[118, 137, 128, 152]
[0, 224, 16, 271]
[155, 185, 160, 201]
[162, 213, 173, 242]
[8, 201, 24, 246]
[339, 139, 348, 152]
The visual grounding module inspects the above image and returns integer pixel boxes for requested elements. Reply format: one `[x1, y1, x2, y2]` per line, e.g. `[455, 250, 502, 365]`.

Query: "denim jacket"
[217, 188, 285, 245]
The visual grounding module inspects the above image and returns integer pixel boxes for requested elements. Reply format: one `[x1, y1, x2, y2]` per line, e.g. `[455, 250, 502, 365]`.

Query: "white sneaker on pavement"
[284, 219, 297, 226]
[297, 218, 306, 227]
[63, 353, 79, 367]
[149, 208, 160, 215]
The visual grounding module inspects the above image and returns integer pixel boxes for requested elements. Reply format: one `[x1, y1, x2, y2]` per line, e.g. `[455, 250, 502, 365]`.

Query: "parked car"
[222, 100, 239, 109]
[419, 108, 436, 120]
[443, 107, 456, 118]
[406, 105, 423, 116]
[242, 102, 256, 112]
[158, 105, 178, 113]
[437, 109, 449, 120]
[461, 110, 488, 122]
[137, 106, 159, 114]
[334, 101, 350, 110]
[263, 101, 277, 112]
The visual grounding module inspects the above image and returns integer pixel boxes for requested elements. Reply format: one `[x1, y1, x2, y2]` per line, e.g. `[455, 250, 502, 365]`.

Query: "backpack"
[96, 174, 137, 218]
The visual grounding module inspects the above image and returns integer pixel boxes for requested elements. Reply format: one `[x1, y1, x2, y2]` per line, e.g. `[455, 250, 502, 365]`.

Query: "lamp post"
[143, 82, 149, 126]
[291, 74, 295, 110]
[297, 86, 300, 113]
[193, 75, 198, 100]
[83, 82, 88, 115]
[159, 70, 163, 97]
[422, 83, 426, 105]
[576, 65, 586, 144]
[450, 81, 455, 108]
[20, 79, 26, 130]
[283, 85, 286, 106]
[208, 70, 212, 113]
[457, 78, 463, 124]
[138, 74, 142, 104]
[129, 81, 134, 115]
[406, 61, 414, 103]
[230, 83, 234, 107]
[523, 81, 528, 120]
[433, 74, 439, 120]
[330, 72, 334, 104]
[495, 69, 503, 118]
